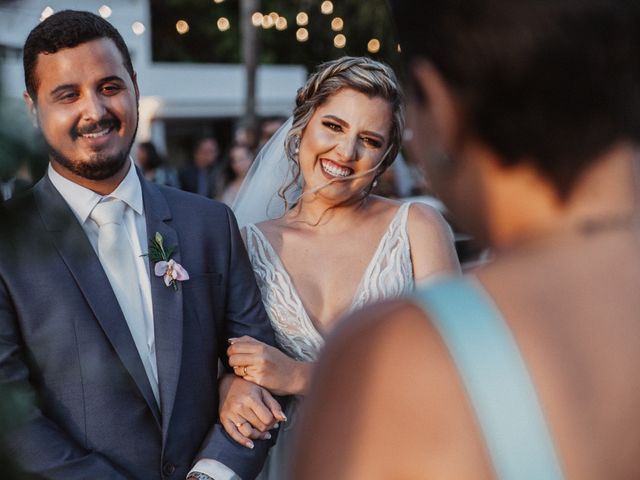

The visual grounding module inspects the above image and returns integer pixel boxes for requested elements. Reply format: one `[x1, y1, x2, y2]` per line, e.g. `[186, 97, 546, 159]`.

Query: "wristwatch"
[186, 472, 213, 480]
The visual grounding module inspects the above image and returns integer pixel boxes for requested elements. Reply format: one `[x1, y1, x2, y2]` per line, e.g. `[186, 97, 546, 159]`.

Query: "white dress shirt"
[48, 161, 238, 480]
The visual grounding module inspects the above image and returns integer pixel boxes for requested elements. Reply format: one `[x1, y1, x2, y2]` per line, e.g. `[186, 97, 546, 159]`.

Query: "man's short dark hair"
[390, 0, 640, 198]
[23, 10, 135, 100]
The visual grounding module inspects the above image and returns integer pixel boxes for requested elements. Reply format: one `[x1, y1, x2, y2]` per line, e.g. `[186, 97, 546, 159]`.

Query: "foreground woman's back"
[292, 0, 640, 478]
[292, 221, 640, 478]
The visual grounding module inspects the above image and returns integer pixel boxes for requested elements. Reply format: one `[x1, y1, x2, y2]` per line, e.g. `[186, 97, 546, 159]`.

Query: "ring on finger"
[235, 421, 245, 428]
[243, 366, 248, 376]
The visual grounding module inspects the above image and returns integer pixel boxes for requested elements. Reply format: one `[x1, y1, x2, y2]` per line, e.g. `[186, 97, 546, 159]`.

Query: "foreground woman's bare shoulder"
[292, 299, 491, 479]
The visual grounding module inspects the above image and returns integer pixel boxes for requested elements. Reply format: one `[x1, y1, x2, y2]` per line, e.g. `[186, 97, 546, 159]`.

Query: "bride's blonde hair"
[279, 56, 405, 209]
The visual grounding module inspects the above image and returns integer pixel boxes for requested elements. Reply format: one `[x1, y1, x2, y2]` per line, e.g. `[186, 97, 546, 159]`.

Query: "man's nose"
[81, 91, 107, 121]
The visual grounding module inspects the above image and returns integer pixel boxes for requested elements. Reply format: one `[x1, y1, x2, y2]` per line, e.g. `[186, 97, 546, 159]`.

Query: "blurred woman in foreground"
[293, 1, 640, 479]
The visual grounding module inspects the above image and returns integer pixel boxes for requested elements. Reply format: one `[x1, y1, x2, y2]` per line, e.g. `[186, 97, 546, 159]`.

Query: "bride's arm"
[407, 202, 461, 281]
[228, 336, 314, 396]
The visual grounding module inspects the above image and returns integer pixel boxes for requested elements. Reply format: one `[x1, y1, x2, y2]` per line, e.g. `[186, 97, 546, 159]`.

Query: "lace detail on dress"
[244, 202, 415, 362]
[350, 202, 414, 311]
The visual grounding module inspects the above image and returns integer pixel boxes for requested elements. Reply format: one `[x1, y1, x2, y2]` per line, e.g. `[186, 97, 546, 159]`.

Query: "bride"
[220, 56, 460, 479]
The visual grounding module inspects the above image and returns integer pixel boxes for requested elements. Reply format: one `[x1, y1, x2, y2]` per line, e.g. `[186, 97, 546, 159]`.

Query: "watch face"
[188, 474, 212, 480]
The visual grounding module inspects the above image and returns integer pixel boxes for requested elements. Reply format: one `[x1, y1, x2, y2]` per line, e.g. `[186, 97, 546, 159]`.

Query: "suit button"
[163, 463, 176, 476]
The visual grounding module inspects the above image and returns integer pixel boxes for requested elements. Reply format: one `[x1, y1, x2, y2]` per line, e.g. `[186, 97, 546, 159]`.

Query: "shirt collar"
[47, 158, 144, 224]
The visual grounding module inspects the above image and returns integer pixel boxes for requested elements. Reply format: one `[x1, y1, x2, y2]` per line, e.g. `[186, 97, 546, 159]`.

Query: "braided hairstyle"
[279, 56, 404, 207]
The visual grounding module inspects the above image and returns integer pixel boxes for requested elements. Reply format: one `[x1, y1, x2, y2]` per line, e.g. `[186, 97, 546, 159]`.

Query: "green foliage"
[150, 0, 401, 71]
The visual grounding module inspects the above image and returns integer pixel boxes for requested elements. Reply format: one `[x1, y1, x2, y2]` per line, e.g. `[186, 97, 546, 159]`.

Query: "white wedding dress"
[243, 202, 415, 480]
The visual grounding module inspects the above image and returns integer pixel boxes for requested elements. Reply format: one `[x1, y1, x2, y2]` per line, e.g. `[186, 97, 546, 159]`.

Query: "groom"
[0, 10, 279, 480]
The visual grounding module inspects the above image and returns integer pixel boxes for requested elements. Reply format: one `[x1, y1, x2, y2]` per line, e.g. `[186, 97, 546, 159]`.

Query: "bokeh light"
[331, 17, 344, 31]
[321, 1, 334, 15]
[367, 38, 381, 53]
[275, 17, 288, 31]
[296, 12, 309, 26]
[98, 5, 112, 19]
[296, 28, 309, 42]
[176, 20, 189, 35]
[40, 6, 54, 22]
[132, 21, 146, 35]
[217, 17, 230, 32]
[261, 15, 274, 29]
[334, 33, 346, 48]
[251, 12, 263, 27]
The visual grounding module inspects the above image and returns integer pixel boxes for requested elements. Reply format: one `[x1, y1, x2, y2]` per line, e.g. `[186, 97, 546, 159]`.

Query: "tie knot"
[90, 198, 126, 227]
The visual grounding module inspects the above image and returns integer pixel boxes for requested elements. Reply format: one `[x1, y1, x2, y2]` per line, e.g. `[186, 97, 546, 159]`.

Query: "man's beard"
[45, 117, 138, 181]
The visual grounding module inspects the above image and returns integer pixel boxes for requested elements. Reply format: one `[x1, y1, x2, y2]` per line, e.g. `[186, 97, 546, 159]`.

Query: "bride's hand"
[228, 336, 312, 395]
[219, 373, 286, 448]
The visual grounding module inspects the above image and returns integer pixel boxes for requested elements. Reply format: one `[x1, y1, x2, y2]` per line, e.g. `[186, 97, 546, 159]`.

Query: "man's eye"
[58, 92, 78, 102]
[102, 85, 122, 95]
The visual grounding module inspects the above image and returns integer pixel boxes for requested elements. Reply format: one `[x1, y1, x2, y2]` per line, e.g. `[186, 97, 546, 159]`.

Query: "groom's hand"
[219, 374, 285, 448]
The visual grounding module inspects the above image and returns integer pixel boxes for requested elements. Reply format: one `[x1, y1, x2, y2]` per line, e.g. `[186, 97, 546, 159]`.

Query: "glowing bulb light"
[132, 21, 145, 35]
[213, 0, 225, 3]
[176, 20, 189, 34]
[261, 15, 274, 29]
[296, 12, 309, 26]
[331, 17, 343, 31]
[296, 27, 309, 42]
[98, 5, 112, 18]
[217, 17, 230, 31]
[251, 12, 263, 27]
[40, 6, 54, 22]
[367, 38, 381, 53]
[321, 1, 334, 15]
[334, 33, 346, 48]
[275, 17, 288, 31]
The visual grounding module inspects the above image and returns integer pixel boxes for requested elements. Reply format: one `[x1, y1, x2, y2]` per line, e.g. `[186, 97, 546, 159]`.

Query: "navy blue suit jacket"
[0, 173, 277, 479]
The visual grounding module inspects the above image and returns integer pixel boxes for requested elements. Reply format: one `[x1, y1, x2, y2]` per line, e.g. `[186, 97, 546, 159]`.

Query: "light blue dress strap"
[414, 276, 564, 480]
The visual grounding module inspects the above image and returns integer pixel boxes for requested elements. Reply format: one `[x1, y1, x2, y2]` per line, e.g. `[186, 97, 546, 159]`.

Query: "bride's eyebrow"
[322, 115, 349, 128]
[322, 114, 386, 142]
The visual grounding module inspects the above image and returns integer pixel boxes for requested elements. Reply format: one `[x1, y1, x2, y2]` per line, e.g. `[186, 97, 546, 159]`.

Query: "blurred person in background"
[293, 1, 640, 479]
[0, 160, 32, 202]
[257, 117, 286, 150]
[220, 56, 460, 480]
[234, 123, 257, 151]
[135, 141, 179, 188]
[219, 142, 254, 206]
[179, 136, 222, 198]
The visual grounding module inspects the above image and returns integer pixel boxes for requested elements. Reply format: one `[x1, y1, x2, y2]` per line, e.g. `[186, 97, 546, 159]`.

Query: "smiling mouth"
[79, 127, 114, 139]
[320, 159, 354, 178]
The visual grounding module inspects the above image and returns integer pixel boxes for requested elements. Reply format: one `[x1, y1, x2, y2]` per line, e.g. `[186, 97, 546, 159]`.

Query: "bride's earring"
[294, 136, 301, 159]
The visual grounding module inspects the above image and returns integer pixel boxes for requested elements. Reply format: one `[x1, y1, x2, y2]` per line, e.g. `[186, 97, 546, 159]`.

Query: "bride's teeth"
[322, 160, 351, 177]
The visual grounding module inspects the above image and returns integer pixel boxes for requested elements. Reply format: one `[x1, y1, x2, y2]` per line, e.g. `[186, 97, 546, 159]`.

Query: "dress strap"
[414, 277, 564, 480]
[398, 201, 412, 232]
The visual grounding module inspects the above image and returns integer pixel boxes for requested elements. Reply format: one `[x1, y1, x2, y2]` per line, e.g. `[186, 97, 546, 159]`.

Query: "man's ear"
[409, 60, 462, 152]
[23, 91, 39, 128]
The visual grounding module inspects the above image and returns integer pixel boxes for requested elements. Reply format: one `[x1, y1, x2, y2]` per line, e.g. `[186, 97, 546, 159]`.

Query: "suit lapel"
[141, 178, 184, 438]
[34, 177, 162, 426]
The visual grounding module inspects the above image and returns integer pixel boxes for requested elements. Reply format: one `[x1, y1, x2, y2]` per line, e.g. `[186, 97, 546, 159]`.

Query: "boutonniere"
[146, 232, 189, 290]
